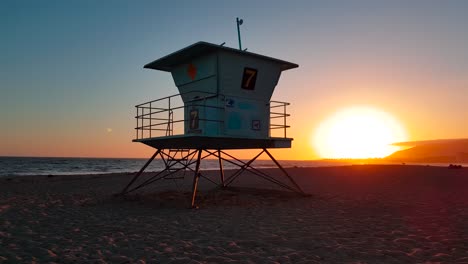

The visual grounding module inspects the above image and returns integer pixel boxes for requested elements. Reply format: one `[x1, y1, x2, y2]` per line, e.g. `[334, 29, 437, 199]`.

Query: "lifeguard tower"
[120, 41, 304, 207]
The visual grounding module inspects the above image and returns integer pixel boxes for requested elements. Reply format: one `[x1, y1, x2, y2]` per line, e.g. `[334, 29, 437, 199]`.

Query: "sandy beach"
[1, 165, 468, 263]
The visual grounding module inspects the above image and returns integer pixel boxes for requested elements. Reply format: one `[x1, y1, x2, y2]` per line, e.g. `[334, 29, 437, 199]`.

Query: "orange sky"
[2, 2, 467, 160]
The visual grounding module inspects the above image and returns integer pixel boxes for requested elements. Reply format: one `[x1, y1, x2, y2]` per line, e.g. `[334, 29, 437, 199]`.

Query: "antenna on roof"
[236, 17, 243, 50]
[220, 42, 226, 46]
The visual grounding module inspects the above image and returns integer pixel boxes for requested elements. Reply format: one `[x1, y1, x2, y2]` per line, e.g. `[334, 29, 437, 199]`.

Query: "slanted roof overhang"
[144, 41, 298, 72]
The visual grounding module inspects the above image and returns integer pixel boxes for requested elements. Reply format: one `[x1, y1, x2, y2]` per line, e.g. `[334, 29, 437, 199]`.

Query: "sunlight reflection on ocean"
[0, 157, 465, 178]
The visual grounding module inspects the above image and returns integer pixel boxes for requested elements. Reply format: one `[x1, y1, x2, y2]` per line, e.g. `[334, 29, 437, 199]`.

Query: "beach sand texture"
[1, 165, 468, 263]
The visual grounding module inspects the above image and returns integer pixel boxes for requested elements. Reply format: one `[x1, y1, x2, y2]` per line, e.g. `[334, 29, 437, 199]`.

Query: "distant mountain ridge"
[386, 139, 468, 163]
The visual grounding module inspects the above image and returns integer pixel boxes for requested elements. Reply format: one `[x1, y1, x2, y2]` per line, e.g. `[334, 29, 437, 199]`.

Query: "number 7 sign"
[189, 109, 199, 129]
[241, 67, 258, 90]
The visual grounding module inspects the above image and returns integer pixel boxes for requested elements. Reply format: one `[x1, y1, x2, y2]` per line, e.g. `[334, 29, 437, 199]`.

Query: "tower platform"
[134, 135, 292, 149]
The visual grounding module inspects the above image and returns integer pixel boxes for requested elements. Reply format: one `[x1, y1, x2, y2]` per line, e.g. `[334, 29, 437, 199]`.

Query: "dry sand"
[1, 165, 468, 263]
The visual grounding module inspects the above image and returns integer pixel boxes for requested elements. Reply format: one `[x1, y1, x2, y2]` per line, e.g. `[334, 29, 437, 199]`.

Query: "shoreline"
[1, 161, 465, 179]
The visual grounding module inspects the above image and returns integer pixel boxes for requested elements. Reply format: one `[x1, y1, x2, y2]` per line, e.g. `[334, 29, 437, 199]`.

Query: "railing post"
[149, 102, 152, 138]
[168, 97, 171, 136]
[141, 107, 144, 139]
[283, 103, 287, 138]
[136, 106, 139, 140]
[268, 102, 272, 137]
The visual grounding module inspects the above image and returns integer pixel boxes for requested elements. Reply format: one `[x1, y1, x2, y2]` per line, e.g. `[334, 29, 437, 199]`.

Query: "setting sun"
[313, 107, 407, 159]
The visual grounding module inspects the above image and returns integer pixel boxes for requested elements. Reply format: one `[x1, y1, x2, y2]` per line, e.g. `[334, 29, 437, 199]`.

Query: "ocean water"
[0, 157, 352, 177]
[2, 157, 462, 178]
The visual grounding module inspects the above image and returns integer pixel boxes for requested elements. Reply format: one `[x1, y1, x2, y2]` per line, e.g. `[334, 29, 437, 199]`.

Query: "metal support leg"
[190, 149, 203, 208]
[214, 149, 295, 192]
[224, 149, 265, 187]
[126, 149, 200, 194]
[120, 149, 161, 195]
[263, 148, 305, 194]
[218, 149, 225, 187]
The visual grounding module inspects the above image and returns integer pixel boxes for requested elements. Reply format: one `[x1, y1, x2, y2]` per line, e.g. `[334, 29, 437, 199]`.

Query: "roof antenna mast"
[236, 17, 243, 50]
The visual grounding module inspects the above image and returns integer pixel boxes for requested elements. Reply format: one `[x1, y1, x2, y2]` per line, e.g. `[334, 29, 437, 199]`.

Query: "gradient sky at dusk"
[1, 1, 467, 159]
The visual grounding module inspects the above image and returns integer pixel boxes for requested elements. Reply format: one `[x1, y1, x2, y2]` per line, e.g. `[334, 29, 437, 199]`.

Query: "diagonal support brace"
[119, 149, 161, 195]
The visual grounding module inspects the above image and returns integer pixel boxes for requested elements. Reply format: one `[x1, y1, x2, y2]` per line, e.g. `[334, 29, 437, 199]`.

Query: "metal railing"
[135, 93, 178, 140]
[269, 101, 291, 138]
[134, 92, 291, 140]
[135, 91, 222, 139]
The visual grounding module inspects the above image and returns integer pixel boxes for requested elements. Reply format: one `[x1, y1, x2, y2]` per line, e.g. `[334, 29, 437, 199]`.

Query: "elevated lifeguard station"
[120, 41, 304, 207]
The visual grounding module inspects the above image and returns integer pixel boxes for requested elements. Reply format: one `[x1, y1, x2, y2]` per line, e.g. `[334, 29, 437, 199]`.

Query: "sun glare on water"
[313, 107, 407, 159]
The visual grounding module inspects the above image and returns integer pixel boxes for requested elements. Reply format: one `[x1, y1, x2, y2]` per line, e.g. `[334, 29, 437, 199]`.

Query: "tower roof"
[144, 41, 298, 72]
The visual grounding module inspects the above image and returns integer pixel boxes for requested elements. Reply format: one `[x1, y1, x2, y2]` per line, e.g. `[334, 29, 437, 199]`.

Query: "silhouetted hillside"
[386, 139, 468, 163]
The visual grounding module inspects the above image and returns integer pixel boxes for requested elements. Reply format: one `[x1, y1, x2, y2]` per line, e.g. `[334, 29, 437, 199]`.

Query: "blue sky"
[1, 1, 467, 158]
